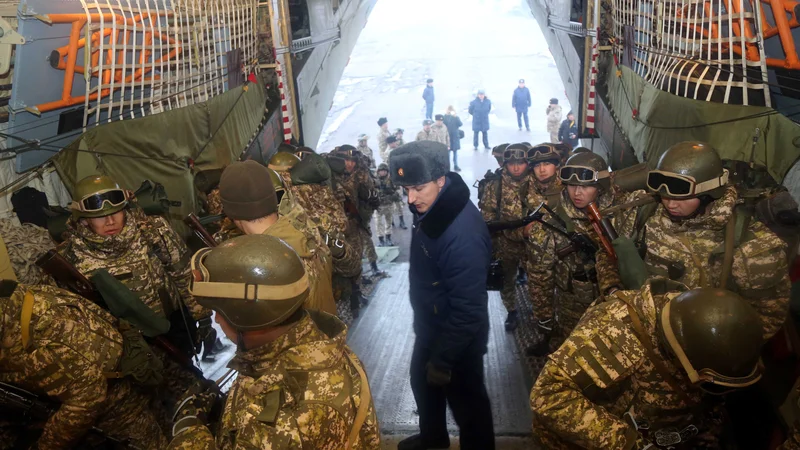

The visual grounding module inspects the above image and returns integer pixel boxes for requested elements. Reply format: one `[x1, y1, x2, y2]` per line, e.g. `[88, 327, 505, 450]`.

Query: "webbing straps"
[20, 290, 35, 350]
[345, 352, 372, 450]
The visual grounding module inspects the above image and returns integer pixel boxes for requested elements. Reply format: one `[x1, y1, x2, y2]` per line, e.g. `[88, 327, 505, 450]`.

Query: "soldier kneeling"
[531, 278, 764, 449]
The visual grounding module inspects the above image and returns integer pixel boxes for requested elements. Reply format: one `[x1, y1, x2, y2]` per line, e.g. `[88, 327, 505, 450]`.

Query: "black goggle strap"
[73, 189, 128, 212]
[661, 300, 763, 390]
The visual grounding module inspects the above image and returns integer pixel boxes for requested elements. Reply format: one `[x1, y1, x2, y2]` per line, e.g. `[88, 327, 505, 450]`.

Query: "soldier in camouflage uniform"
[385, 136, 409, 230]
[395, 128, 406, 146]
[546, 98, 562, 144]
[432, 114, 451, 148]
[0, 219, 55, 285]
[525, 152, 623, 356]
[0, 282, 167, 449]
[377, 117, 391, 162]
[357, 134, 376, 169]
[416, 119, 445, 144]
[615, 141, 790, 340]
[375, 163, 401, 246]
[531, 278, 764, 449]
[58, 175, 209, 410]
[217, 160, 337, 316]
[478, 143, 532, 332]
[169, 234, 381, 449]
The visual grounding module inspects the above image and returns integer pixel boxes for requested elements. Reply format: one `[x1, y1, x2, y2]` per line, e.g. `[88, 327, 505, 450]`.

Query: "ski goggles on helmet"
[646, 170, 729, 198]
[503, 147, 528, 162]
[660, 300, 763, 395]
[72, 189, 128, 213]
[529, 144, 557, 158]
[334, 148, 359, 160]
[558, 165, 610, 184]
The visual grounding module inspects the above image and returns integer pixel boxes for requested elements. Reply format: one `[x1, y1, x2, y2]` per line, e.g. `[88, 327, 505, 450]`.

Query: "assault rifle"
[0, 381, 139, 449]
[485, 203, 545, 233]
[184, 213, 220, 248]
[535, 202, 600, 261]
[35, 250, 206, 380]
[585, 202, 619, 263]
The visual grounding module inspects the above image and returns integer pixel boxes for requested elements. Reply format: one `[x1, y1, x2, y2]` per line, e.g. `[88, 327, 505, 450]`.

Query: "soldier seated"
[169, 235, 381, 449]
[531, 279, 764, 449]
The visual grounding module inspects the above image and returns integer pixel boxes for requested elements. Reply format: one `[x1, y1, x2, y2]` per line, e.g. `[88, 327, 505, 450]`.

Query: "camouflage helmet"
[377, 162, 389, 173]
[658, 287, 763, 394]
[358, 134, 368, 142]
[71, 175, 129, 218]
[528, 143, 562, 166]
[268, 152, 301, 172]
[190, 234, 309, 331]
[333, 144, 360, 161]
[491, 143, 510, 167]
[559, 151, 610, 189]
[648, 141, 729, 199]
[503, 143, 529, 165]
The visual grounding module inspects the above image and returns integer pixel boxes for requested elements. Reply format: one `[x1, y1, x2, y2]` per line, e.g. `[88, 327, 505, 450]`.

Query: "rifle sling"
[20, 290, 35, 350]
[619, 298, 694, 405]
[345, 352, 372, 450]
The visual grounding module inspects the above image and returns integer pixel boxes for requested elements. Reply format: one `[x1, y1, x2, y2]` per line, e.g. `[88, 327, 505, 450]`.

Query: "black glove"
[357, 184, 371, 201]
[172, 379, 220, 437]
[426, 362, 452, 386]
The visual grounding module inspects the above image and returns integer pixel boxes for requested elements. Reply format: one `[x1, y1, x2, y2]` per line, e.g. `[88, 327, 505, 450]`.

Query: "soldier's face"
[84, 211, 125, 236]
[407, 176, 446, 214]
[344, 159, 356, 173]
[507, 161, 528, 177]
[424, 125, 431, 132]
[567, 185, 598, 209]
[478, 94, 485, 100]
[662, 197, 702, 217]
[378, 170, 388, 178]
[534, 162, 557, 181]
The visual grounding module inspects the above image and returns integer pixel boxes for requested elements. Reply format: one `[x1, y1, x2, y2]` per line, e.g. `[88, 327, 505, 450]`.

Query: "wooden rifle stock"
[585, 202, 618, 263]
[184, 213, 218, 247]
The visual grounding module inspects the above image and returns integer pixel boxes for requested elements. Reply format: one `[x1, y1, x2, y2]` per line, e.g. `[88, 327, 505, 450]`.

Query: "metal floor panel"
[347, 263, 533, 436]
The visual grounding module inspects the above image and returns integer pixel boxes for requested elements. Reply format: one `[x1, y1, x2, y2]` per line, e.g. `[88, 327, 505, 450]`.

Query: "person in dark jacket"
[469, 90, 492, 150]
[511, 79, 531, 131]
[558, 110, 579, 149]
[442, 105, 463, 172]
[422, 78, 435, 120]
[389, 141, 494, 450]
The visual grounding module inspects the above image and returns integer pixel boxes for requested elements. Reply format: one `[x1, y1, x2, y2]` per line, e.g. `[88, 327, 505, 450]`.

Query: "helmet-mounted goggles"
[558, 165, 610, 184]
[503, 147, 528, 163]
[646, 169, 729, 198]
[189, 248, 309, 302]
[660, 299, 763, 395]
[71, 188, 128, 213]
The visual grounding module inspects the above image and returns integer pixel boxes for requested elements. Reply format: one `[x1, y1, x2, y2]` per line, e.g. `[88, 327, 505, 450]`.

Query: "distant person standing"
[443, 105, 463, 172]
[416, 119, 436, 142]
[432, 114, 450, 148]
[558, 110, 579, 149]
[512, 79, 531, 131]
[422, 78, 435, 120]
[395, 128, 406, 146]
[377, 117, 390, 161]
[358, 133, 376, 168]
[546, 98, 562, 143]
[469, 89, 492, 150]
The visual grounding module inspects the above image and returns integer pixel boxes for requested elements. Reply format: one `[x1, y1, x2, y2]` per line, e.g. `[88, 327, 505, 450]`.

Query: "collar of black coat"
[416, 172, 471, 239]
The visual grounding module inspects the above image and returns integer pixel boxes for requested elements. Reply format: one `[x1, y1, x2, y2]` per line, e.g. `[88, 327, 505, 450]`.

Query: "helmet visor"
[529, 144, 557, 159]
[647, 170, 729, 198]
[76, 189, 127, 212]
[503, 148, 528, 162]
[559, 166, 609, 184]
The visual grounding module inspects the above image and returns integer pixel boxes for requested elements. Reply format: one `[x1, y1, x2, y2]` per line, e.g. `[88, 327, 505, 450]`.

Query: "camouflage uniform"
[527, 186, 623, 345]
[431, 123, 451, 148]
[615, 186, 791, 340]
[375, 166, 400, 239]
[357, 143, 376, 169]
[546, 104, 563, 143]
[168, 312, 381, 450]
[478, 169, 531, 313]
[377, 129, 391, 162]
[524, 177, 561, 324]
[206, 188, 223, 216]
[0, 283, 167, 449]
[332, 166, 378, 265]
[0, 219, 55, 285]
[531, 279, 723, 449]
[416, 128, 447, 146]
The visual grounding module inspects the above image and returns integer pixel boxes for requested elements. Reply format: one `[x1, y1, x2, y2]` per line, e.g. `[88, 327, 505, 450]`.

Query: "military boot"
[385, 234, 395, 246]
[378, 236, 386, 247]
[399, 215, 408, 229]
[350, 286, 361, 319]
[371, 261, 387, 278]
[504, 310, 519, 332]
[525, 319, 554, 357]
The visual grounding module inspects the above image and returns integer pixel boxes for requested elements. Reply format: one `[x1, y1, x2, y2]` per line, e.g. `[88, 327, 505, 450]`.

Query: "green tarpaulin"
[605, 63, 800, 184]
[53, 73, 269, 236]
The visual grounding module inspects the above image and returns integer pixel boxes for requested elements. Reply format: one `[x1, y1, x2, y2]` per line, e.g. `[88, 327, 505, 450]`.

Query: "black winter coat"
[442, 114, 463, 151]
[469, 98, 492, 132]
[409, 173, 491, 370]
[558, 118, 579, 149]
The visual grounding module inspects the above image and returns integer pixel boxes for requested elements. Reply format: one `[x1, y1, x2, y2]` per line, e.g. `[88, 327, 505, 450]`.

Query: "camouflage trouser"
[375, 204, 393, 237]
[551, 280, 599, 349]
[549, 130, 559, 143]
[360, 226, 378, 264]
[395, 199, 406, 217]
[99, 379, 169, 448]
[496, 238, 527, 313]
[526, 247, 555, 323]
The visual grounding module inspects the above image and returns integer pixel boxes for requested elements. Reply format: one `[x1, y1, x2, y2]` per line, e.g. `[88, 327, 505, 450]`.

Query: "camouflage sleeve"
[168, 424, 218, 449]
[31, 346, 108, 449]
[595, 245, 623, 295]
[526, 225, 556, 322]
[152, 217, 212, 321]
[478, 179, 497, 222]
[612, 190, 648, 239]
[331, 240, 362, 278]
[732, 222, 791, 340]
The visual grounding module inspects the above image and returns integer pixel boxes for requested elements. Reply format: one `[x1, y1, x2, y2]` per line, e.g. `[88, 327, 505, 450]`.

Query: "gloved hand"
[172, 379, 220, 437]
[426, 362, 451, 386]
[325, 232, 347, 259]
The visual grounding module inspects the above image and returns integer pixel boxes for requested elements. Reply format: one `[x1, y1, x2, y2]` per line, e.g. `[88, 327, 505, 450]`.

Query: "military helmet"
[293, 146, 316, 160]
[190, 234, 309, 331]
[658, 287, 763, 394]
[647, 141, 729, 199]
[268, 152, 301, 172]
[492, 143, 510, 167]
[277, 143, 297, 154]
[528, 143, 562, 166]
[358, 134, 368, 142]
[503, 143, 529, 165]
[333, 144, 360, 161]
[71, 174, 129, 218]
[377, 162, 389, 173]
[267, 168, 286, 202]
[559, 151, 610, 189]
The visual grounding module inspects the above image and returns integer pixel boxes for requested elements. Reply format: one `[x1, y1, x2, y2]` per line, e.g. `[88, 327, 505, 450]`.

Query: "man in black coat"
[511, 79, 531, 131]
[558, 110, 580, 149]
[389, 141, 495, 450]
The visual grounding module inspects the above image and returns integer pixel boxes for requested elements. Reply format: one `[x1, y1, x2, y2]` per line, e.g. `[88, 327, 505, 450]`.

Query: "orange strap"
[20, 291, 35, 350]
[345, 352, 372, 450]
